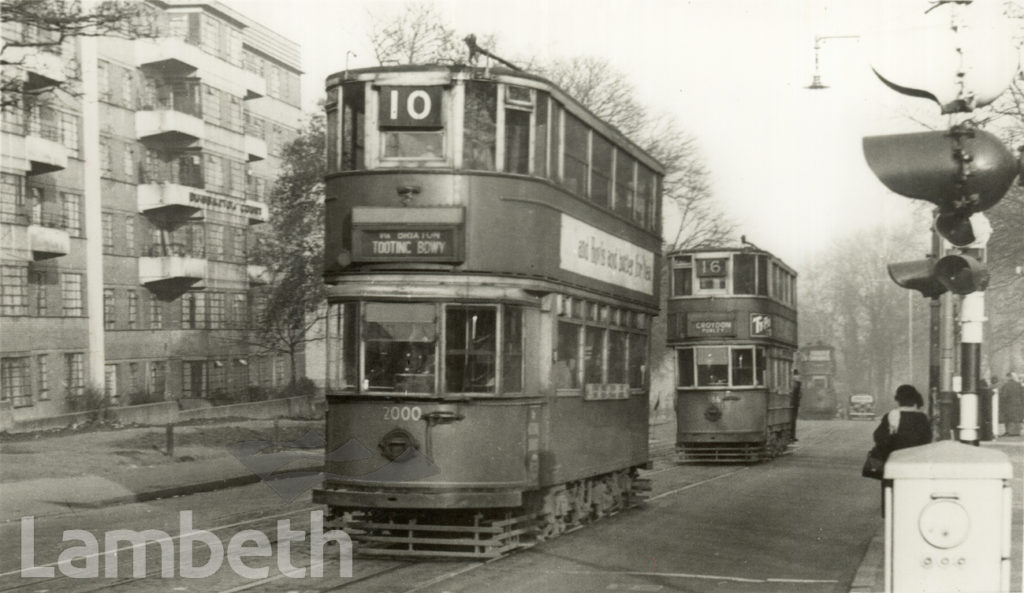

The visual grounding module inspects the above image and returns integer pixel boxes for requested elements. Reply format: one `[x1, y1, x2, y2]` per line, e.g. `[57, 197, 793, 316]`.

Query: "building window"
[102, 212, 114, 252]
[61, 192, 81, 237]
[60, 113, 80, 158]
[32, 271, 47, 316]
[208, 225, 223, 259]
[128, 290, 138, 328]
[1, 172, 24, 224]
[103, 288, 115, 329]
[232, 293, 246, 329]
[98, 60, 111, 101]
[61, 272, 83, 316]
[182, 291, 205, 329]
[123, 144, 135, 179]
[208, 292, 223, 329]
[100, 141, 113, 176]
[233, 228, 245, 262]
[37, 354, 50, 400]
[127, 361, 142, 397]
[1, 265, 28, 316]
[104, 364, 118, 403]
[150, 294, 163, 329]
[64, 352, 85, 399]
[125, 216, 135, 256]
[150, 360, 167, 398]
[1, 356, 32, 407]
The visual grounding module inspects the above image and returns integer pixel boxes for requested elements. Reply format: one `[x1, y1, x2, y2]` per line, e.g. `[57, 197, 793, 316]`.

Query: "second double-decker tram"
[667, 246, 799, 462]
[313, 64, 664, 557]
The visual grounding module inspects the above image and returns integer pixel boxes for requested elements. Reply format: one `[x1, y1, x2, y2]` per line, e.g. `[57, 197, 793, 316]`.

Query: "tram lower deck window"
[677, 345, 765, 388]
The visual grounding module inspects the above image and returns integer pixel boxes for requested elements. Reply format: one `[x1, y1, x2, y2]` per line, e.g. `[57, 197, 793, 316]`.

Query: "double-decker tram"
[667, 246, 798, 462]
[312, 64, 664, 558]
[797, 342, 839, 418]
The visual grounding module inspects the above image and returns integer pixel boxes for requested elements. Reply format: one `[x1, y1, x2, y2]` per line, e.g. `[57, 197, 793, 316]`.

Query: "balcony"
[25, 122, 67, 175]
[28, 221, 70, 260]
[137, 181, 204, 221]
[136, 109, 204, 144]
[244, 133, 267, 162]
[136, 37, 200, 74]
[4, 47, 66, 92]
[138, 37, 264, 99]
[247, 264, 269, 286]
[139, 244, 207, 292]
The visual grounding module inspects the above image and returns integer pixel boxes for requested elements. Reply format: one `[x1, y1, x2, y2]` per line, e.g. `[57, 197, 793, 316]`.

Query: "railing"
[29, 210, 66, 229]
[148, 242, 204, 257]
[27, 119, 61, 142]
[141, 168, 204, 189]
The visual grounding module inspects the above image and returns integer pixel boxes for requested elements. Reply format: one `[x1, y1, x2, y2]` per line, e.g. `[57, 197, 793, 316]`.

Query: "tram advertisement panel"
[559, 214, 654, 295]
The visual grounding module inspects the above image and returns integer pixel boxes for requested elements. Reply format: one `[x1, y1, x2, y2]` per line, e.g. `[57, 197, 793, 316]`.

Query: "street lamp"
[806, 34, 860, 90]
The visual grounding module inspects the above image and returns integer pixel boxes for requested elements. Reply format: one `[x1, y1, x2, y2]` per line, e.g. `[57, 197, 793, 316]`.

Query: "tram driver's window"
[676, 348, 695, 387]
[696, 346, 728, 386]
[364, 303, 436, 392]
[554, 321, 580, 389]
[731, 347, 754, 386]
[379, 86, 444, 161]
[445, 307, 496, 393]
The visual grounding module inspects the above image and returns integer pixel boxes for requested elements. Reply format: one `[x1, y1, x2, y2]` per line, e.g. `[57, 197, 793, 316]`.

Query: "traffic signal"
[864, 125, 1017, 296]
[887, 253, 990, 298]
[862, 127, 1017, 232]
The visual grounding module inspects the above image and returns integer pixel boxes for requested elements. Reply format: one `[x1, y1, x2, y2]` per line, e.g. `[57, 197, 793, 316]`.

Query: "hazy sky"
[223, 0, 1000, 267]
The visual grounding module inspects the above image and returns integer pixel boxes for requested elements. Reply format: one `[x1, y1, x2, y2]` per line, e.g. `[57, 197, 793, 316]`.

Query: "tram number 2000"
[383, 406, 422, 421]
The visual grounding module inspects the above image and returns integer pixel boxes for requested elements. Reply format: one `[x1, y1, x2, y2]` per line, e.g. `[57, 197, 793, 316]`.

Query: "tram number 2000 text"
[383, 406, 422, 421]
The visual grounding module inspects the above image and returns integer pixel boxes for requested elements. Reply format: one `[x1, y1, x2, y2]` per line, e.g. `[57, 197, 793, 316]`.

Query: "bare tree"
[367, 1, 463, 65]
[1, 0, 154, 112]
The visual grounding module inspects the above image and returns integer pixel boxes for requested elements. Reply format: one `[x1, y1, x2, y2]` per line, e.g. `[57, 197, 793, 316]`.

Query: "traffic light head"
[887, 253, 990, 298]
[934, 254, 989, 295]
[862, 127, 1018, 215]
[887, 259, 947, 298]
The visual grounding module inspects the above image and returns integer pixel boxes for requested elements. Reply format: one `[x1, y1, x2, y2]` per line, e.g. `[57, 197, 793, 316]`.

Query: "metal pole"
[908, 291, 913, 382]
[958, 292, 983, 445]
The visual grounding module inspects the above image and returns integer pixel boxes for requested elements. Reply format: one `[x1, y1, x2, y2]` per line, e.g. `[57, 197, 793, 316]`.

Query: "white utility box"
[884, 441, 1013, 593]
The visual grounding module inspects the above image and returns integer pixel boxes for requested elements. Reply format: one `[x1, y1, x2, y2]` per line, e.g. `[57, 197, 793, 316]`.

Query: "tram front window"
[364, 303, 436, 392]
[696, 346, 728, 386]
[445, 307, 496, 393]
[731, 347, 754, 385]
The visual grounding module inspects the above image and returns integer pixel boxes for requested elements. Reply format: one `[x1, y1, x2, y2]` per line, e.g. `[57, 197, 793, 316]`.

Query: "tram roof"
[326, 64, 665, 175]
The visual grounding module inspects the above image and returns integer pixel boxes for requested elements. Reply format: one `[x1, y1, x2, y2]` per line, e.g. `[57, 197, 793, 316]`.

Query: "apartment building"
[1, 1, 305, 421]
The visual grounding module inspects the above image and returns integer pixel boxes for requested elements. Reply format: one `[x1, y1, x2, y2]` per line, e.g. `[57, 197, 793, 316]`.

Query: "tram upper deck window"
[614, 150, 635, 219]
[341, 83, 364, 171]
[504, 85, 533, 174]
[379, 86, 444, 162]
[636, 164, 655, 230]
[733, 253, 756, 295]
[364, 303, 436, 393]
[671, 256, 693, 297]
[590, 133, 612, 209]
[464, 81, 496, 170]
[445, 306, 496, 393]
[563, 113, 588, 196]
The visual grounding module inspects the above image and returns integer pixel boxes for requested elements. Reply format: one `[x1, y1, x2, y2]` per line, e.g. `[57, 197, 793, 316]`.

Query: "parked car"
[848, 394, 876, 420]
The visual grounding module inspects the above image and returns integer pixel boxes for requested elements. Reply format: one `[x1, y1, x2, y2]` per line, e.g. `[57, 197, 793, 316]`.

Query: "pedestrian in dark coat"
[1000, 372, 1023, 437]
[873, 384, 932, 516]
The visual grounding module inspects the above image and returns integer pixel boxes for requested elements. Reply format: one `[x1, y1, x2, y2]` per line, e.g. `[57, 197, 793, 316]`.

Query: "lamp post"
[345, 50, 357, 71]
[806, 34, 860, 89]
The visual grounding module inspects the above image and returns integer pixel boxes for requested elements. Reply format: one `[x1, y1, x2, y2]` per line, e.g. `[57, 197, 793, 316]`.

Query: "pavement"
[1, 420, 1020, 593]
